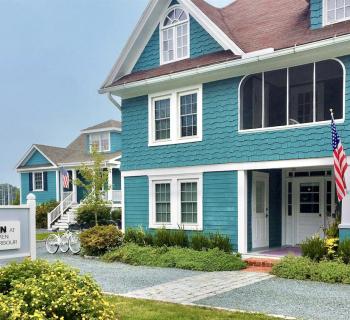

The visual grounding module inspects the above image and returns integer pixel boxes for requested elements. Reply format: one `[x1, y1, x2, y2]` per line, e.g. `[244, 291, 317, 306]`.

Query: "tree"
[12, 188, 20, 205]
[74, 147, 110, 226]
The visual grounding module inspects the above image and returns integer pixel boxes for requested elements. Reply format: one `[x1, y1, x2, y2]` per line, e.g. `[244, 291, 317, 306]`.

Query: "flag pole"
[329, 108, 335, 122]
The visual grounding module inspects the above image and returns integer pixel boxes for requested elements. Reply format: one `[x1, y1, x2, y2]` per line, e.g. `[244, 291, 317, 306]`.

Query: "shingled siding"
[21, 171, 57, 205]
[132, 17, 223, 73]
[124, 172, 239, 249]
[124, 176, 149, 229]
[122, 56, 350, 171]
[24, 151, 51, 166]
[310, 0, 323, 29]
[203, 171, 238, 250]
[110, 132, 122, 152]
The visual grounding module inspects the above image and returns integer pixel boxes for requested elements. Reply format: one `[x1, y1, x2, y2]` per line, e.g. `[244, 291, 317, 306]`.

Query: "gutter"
[108, 93, 121, 111]
[99, 33, 350, 95]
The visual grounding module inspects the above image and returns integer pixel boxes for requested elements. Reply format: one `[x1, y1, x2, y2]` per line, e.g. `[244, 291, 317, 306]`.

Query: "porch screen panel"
[289, 64, 314, 125]
[155, 183, 171, 223]
[181, 182, 198, 223]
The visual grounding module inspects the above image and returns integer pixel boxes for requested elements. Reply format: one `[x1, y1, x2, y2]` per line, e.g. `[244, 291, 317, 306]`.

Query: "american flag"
[332, 116, 348, 201]
[62, 169, 70, 189]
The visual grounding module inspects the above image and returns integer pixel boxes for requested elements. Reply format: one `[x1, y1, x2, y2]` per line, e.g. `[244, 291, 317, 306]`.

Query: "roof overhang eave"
[100, 34, 350, 99]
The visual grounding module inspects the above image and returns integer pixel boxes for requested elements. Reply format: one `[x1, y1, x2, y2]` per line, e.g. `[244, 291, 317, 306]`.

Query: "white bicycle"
[46, 224, 81, 254]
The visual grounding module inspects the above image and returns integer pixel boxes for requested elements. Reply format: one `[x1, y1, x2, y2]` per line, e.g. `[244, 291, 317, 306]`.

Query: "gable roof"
[81, 120, 121, 133]
[100, 0, 244, 90]
[100, 0, 350, 92]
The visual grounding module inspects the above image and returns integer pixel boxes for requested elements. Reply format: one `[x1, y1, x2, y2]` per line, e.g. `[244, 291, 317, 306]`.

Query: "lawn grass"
[102, 243, 246, 272]
[36, 232, 63, 241]
[106, 296, 275, 320]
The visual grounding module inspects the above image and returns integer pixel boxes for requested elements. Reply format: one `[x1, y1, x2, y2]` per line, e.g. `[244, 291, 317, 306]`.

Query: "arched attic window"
[161, 7, 189, 64]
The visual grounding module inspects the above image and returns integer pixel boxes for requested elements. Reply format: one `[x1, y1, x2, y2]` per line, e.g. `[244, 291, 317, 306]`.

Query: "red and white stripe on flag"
[62, 169, 70, 189]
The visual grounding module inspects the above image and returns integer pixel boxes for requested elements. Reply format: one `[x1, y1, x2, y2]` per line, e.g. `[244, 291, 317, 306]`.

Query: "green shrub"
[272, 256, 350, 284]
[124, 227, 153, 246]
[111, 208, 122, 221]
[76, 204, 111, 227]
[339, 239, 350, 264]
[36, 200, 59, 228]
[209, 233, 232, 253]
[154, 228, 172, 247]
[80, 225, 123, 256]
[102, 243, 246, 272]
[191, 232, 211, 251]
[170, 229, 189, 247]
[0, 259, 116, 319]
[325, 219, 340, 238]
[300, 235, 327, 261]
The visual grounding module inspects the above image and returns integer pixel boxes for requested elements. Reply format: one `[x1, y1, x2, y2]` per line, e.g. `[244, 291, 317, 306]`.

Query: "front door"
[295, 179, 324, 244]
[252, 172, 269, 249]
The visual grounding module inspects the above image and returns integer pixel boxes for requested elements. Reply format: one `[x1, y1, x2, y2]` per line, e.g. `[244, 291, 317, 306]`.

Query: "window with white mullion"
[180, 181, 198, 224]
[326, 0, 350, 24]
[162, 28, 174, 63]
[180, 93, 197, 137]
[154, 98, 171, 141]
[155, 183, 171, 223]
[33, 172, 43, 191]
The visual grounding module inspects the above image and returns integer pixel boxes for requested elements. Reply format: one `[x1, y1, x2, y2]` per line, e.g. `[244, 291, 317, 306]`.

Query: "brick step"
[243, 266, 273, 273]
[244, 258, 279, 268]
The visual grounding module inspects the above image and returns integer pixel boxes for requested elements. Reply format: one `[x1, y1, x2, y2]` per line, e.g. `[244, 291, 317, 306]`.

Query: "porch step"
[244, 258, 279, 268]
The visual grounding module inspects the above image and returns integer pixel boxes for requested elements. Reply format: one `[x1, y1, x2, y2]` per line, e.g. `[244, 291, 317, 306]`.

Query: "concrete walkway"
[19, 244, 350, 320]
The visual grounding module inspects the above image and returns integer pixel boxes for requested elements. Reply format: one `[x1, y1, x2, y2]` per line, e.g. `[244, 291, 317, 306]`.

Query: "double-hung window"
[89, 132, 110, 153]
[149, 86, 202, 146]
[149, 174, 202, 230]
[161, 7, 189, 64]
[33, 172, 44, 191]
[325, 0, 350, 24]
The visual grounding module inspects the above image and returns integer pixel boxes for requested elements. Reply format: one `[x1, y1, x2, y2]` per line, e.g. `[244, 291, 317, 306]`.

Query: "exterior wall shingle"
[122, 56, 350, 171]
[25, 151, 50, 166]
[310, 0, 323, 29]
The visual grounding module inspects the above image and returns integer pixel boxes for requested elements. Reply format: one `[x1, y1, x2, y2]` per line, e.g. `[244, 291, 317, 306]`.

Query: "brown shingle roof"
[81, 120, 121, 132]
[105, 0, 350, 88]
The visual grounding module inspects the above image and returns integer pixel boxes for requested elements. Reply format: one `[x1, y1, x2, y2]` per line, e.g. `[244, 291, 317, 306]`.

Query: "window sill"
[32, 189, 44, 192]
[238, 118, 345, 134]
[148, 136, 202, 147]
[324, 17, 350, 27]
[149, 223, 203, 231]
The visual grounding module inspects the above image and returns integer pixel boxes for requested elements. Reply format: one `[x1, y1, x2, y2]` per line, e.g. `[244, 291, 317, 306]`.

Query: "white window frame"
[160, 5, 190, 65]
[89, 132, 111, 153]
[323, 0, 350, 25]
[148, 85, 203, 146]
[33, 171, 44, 192]
[238, 59, 345, 133]
[149, 173, 203, 230]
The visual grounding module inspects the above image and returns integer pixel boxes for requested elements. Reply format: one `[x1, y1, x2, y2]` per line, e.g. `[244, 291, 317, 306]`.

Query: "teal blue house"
[100, 0, 350, 253]
[16, 120, 122, 230]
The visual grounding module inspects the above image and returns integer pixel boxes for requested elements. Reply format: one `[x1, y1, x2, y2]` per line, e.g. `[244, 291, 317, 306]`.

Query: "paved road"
[5, 243, 350, 320]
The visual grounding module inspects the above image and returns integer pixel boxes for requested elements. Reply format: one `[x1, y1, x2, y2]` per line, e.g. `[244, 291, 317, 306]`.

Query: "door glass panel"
[256, 181, 265, 213]
[300, 183, 320, 213]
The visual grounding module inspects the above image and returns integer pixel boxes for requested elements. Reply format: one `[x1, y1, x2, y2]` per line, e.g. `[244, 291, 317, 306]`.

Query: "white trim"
[81, 127, 121, 134]
[148, 84, 203, 146]
[122, 157, 335, 178]
[32, 172, 44, 192]
[281, 169, 286, 246]
[100, 34, 350, 97]
[238, 58, 346, 133]
[148, 173, 203, 230]
[160, 5, 190, 65]
[17, 167, 57, 173]
[89, 132, 111, 153]
[16, 145, 57, 170]
[237, 170, 248, 253]
[121, 175, 125, 232]
[55, 170, 60, 201]
[323, 0, 350, 26]
[100, 0, 244, 90]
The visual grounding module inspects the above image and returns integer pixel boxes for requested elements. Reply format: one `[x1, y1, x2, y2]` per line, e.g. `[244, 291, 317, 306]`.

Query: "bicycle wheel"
[46, 234, 59, 254]
[60, 233, 70, 253]
[69, 233, 81, 254]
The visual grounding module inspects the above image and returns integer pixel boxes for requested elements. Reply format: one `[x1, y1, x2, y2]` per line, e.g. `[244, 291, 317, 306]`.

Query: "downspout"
[108, 92, 121, 111]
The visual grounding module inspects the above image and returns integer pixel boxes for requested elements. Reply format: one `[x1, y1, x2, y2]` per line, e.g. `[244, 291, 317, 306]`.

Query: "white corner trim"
[237, 170, 248, 254]
[148, 84, 203, 146]
[148, 173, 203, 231]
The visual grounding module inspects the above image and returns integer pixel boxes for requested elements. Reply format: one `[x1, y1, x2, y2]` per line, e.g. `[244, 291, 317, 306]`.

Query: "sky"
[0, 0, 232, 187]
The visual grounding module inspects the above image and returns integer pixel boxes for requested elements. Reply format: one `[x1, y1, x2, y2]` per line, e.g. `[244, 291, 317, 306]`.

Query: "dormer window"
[325, 0, 350, 24]
[89, 132, 110, 153]
[160, 7, 189, 64]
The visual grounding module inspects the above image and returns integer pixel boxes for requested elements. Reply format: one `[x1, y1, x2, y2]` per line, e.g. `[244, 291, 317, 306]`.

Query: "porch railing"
[47, 192, 73, 230]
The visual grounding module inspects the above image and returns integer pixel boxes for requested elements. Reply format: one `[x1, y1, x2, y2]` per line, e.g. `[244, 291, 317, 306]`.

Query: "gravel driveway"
[23, 244, 350, 319]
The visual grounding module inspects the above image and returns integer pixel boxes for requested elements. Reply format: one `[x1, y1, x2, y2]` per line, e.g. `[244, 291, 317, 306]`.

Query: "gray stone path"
[124, 271, 273, 303]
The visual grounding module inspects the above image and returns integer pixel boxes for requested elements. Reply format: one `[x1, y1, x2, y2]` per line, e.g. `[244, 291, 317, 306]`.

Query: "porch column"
[340, 170, 350, 240]
[72, 170, 77, 204]
[237, 170, 248, 254]
[108, 169, 113, 202]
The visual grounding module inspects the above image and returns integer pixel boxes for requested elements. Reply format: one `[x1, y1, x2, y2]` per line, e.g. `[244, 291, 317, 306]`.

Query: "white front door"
[295, 179, 325, 244]
[252, 172, 269, 249]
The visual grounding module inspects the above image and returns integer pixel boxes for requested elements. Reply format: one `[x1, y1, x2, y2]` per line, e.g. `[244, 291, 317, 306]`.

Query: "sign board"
[0, 221, 20, 251]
